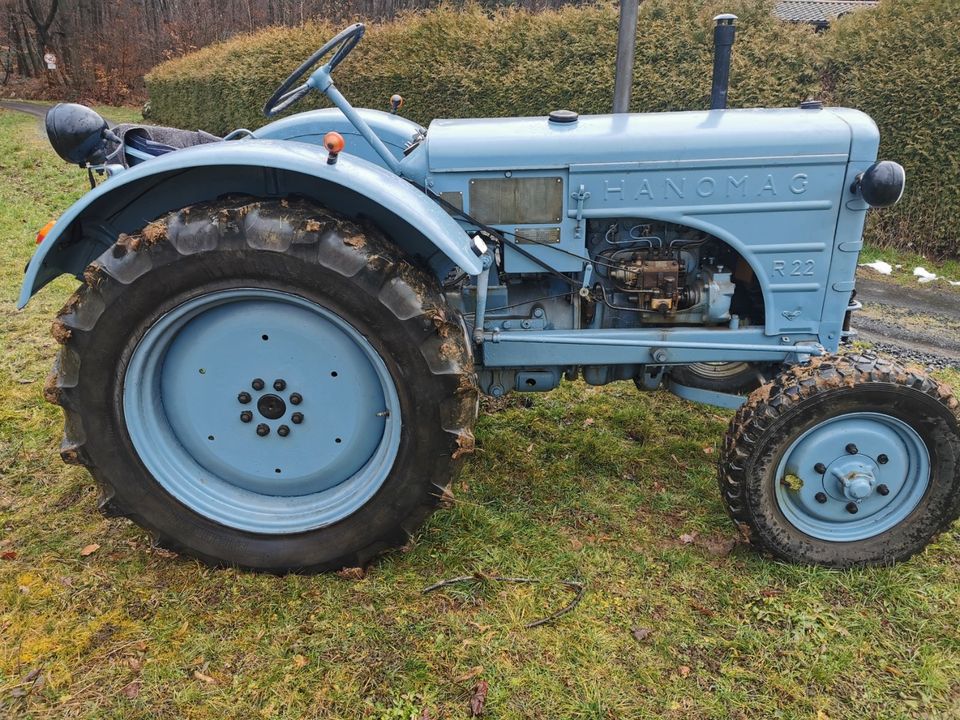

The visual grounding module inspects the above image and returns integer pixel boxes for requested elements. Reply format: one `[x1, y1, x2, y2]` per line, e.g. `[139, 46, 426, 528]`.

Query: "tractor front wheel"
[46, 198, 477, 572]
[719, 354, 960, 567]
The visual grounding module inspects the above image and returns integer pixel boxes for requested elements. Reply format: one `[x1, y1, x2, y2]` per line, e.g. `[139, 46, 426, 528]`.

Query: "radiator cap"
[548, 109, 578, 124]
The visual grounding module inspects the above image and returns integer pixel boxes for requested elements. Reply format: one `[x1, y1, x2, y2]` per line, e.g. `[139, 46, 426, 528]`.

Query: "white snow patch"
[859, 260, 893, 275]
[913, 266, 938, 283]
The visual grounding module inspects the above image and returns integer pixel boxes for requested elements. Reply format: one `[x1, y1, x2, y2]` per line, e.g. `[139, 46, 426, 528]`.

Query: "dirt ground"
[853, 273, 960, 370]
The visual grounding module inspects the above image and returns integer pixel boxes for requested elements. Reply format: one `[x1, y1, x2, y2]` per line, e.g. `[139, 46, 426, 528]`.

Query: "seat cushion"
[113, 124, 221, 166]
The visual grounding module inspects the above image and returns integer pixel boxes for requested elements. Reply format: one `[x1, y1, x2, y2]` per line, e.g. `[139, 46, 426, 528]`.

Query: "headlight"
[854, 160, 906, 208]
[45, 103, 110, 166]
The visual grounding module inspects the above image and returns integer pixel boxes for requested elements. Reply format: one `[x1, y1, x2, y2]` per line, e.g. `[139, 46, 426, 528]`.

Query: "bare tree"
[0, 0, 587, 102]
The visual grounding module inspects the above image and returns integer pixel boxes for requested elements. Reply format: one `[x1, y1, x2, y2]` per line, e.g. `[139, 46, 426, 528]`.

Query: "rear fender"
[255, 107, 424, 168]
[18, 139, 480, 308]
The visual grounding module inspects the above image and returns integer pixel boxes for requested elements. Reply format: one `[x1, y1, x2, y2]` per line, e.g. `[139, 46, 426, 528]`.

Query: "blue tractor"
[20, 21, 959, 572]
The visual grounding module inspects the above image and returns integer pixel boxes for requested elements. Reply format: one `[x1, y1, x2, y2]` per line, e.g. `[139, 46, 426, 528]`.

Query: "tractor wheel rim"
[123, 288, 401, 534]
[774, 412, 929, 542]
[686, 361, 751, 379]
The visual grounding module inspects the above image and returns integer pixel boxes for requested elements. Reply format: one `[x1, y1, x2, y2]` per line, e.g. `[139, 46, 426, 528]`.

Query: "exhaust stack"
[710, 14, 737, 110]
[612, 1, 639, 114]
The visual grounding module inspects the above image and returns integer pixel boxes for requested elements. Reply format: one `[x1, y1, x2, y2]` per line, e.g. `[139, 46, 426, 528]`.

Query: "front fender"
[18, 139, 480, 308]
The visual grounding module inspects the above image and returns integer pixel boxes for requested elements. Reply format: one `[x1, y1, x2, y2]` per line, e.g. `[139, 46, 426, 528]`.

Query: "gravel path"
[852, 276, 960, 370]
[0, 99, 51, 117]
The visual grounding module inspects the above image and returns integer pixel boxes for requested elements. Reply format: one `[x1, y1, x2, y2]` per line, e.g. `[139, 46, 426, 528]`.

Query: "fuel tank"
[421, 107, 878, 171]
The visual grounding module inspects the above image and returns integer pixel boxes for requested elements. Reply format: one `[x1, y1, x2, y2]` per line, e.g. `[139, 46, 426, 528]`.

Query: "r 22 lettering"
[773, 259, 815, 277]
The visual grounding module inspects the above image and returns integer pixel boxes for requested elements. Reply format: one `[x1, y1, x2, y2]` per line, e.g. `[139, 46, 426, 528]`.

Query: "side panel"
[18, 139, 479, 308]
[569, 157, 848, 339]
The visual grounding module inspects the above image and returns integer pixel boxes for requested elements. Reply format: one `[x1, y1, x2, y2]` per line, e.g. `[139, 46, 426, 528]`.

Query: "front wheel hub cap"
[775, 412, 930, 541]
[123, 288, 401, 534]
[829, 459, 878, 501]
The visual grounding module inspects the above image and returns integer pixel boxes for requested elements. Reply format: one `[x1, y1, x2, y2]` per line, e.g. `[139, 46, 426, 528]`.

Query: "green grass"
[858, 244, 960, 292]
[1, 108, 958, 719]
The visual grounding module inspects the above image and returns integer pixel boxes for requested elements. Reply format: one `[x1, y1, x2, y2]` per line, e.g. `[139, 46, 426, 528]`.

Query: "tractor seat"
[44, 103, 222, 168]
[113, 123, 222, 167]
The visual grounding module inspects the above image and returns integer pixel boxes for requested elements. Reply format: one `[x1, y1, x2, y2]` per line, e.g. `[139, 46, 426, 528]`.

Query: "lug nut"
[877, 454, 888, 465]
[238, 391, 251, 404]
[814, 463, 827, 474]
[291, 412, 303, 424]
[240, 410, 253, 423]
[877, 484, 890, 496]
[814, 492, 828, 504]
[277, 425, 290, 437]
[256, 423, 270, 437]
[845, 443, 859, 455]
[252, 378, 265, 391]
[274, 379, 286, 391]
[289, 393, 302, 405]
[845, 502, 859, 514]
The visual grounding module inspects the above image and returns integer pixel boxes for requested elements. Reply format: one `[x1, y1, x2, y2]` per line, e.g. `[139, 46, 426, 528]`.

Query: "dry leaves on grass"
[147, 546, 178, 559]
[193, 670, 217, 684]
[80, 543, 100, 556]
[455, 666, 484, 683]
[469, 680, 489, 716]
[335, 566, 365, 580]
[9, 669, 43, 698]
[677, 532, 739, 558]
[121, 680, 141, 699]
[631, 626, 653, 643]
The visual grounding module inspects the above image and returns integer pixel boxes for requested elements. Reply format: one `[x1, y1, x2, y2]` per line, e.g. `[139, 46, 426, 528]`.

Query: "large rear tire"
[719, 354, 960, 567]
[45, 198, 478, 572]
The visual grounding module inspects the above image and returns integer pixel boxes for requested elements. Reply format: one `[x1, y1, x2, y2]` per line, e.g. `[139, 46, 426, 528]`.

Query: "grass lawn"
[858, 244, 960, 292]
[1, 107, 958, 719]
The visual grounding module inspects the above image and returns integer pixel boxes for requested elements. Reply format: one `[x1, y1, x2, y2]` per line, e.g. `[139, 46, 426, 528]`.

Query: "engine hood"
[424, 107, 878, 173]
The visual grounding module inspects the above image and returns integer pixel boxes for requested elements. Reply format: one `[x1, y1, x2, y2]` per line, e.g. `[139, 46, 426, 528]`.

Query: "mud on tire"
[45, 198, 478, 572]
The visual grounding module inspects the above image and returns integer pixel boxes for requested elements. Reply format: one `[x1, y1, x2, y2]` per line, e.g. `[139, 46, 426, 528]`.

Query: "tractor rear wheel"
[719, 353, 960, 567]
[670, 361, 772, 395]
[45, 198, 477, 572]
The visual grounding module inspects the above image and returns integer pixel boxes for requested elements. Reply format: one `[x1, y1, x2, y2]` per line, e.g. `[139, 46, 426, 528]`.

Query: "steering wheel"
[262, 23, 365, 117]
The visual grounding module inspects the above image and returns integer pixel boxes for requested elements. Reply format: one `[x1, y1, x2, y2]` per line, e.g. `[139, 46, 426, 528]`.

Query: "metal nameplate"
[469, 177, 563, 224]
[514, 227, 561, 245]
[438, 191, 463, 211]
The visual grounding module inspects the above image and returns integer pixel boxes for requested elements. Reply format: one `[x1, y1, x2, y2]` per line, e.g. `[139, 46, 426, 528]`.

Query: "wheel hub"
[775, 412, 930, 541]
[826, 457, 879, 501]
[123, 288, 402, 534]
[255, 391, 288, 421]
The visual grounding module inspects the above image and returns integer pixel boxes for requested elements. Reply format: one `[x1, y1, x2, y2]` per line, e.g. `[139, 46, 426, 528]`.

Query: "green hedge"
[145, 2, 820, 129]
[822, 0, 960, 259]
[146, 0, 959, 258]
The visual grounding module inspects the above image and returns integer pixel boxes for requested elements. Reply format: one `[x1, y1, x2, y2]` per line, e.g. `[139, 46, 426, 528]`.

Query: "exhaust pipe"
[612, 1, 639, 113]
[710, 13, 737, 110]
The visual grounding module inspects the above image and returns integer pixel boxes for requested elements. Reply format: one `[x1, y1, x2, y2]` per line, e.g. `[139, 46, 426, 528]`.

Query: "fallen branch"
[422, 572, 585, 628]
